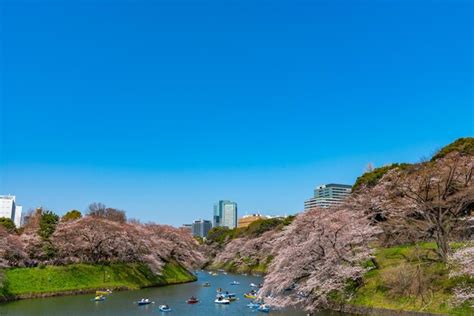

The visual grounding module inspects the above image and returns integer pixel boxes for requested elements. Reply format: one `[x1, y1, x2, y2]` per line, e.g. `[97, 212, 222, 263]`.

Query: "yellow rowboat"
[244, 293, 257, 299]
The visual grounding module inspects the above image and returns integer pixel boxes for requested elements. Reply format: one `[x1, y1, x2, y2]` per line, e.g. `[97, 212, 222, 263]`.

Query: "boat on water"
[186, 296, 199, 304]
[230, 281, 240, 285]
[159, 304, 172, 312]
[221, 293, 237, 301]
[202, 282, 211, 287]
[257, 304, 270, 313]
[250, 283, 258, 287]
[247, 302, 260, 309]
[92, 295, 106, 302]
[214, 296, 230, 304]
[244, 292, 257, 299]
[137, 298, 153, 306]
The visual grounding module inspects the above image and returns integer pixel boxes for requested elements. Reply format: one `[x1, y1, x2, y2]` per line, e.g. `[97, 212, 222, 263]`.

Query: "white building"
[304, 184, 352, 210]
[222, 202, 237, 228]
[0, 195, 23, 227]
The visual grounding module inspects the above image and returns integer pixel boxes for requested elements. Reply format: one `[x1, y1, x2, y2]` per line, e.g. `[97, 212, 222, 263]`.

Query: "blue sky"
[0, 0, 472, 226]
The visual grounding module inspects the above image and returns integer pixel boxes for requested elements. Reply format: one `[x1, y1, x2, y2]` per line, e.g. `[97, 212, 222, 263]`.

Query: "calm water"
[0, 271, 346, 315]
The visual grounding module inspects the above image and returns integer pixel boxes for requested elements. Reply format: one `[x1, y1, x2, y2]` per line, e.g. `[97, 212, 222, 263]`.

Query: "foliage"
[432, 137, 474, 161]
[206, 216, 295, 244]
[61, 210, 82, 222]
[206, 226, 238, 244]
[353, 163, 410, 191]
[38, 210, 59, 240]
[0, 217, 16, 233]
[245, 216, 294, 237]
[4, 262, 195, 296]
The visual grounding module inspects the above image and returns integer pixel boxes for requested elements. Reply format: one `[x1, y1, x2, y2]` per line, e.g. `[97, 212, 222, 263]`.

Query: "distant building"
[0, 195, 22, 227]
[304, 184, 352, 210]
[238, 214, 268, 228]
[181, 224, 193, 234]
[213, 200, 238, 229]
[192, 219, 212, 238]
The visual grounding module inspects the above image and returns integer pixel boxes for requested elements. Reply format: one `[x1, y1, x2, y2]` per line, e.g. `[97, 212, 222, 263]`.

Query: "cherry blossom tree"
[0, 226, 26, 268]
[385, 153, 474, 262]
[449, 243, 474, 305]
[259, 206, 380, 311]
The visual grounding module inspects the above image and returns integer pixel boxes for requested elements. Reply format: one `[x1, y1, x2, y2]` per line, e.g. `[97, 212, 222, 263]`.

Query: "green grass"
[348, 243, 473, 315]
[1, 261, 196, 299]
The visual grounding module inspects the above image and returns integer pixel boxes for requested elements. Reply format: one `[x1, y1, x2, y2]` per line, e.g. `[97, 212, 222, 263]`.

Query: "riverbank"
[0, 261, 196, 302]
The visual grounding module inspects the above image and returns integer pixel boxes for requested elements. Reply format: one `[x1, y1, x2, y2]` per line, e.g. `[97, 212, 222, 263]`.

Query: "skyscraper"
[213, 200, 238, 229]
[304, 184, 352, 210]
[191, 219, 212, 238]
[0, 195, 23, 227]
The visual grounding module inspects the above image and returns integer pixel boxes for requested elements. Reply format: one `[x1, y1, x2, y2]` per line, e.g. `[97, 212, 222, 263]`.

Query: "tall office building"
[0, 195, 23, 227]
[304, 184, 352, 210]
[213, 200, 238, 229]
[192, 219, 212, 238]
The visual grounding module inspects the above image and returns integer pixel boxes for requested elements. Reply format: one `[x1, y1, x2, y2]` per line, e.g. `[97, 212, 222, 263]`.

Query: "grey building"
[304, 184, 352, 210]
[213, 200, 238, 229]
[192, 219, 212, 238]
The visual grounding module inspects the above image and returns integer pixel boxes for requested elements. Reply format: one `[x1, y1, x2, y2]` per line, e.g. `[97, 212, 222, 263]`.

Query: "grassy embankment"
[0, 261, 195, 301]
[338, 243, 473, 315]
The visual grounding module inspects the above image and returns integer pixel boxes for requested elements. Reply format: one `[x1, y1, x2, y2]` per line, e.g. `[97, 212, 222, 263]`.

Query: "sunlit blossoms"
[259, 206, 380, 311]
[449, 244, 474, 306]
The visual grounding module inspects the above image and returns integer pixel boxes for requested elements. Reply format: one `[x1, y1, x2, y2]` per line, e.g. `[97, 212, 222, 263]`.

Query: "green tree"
[0, 217, 16, 233]
[62, 210, 82, 221]
[39, 210, 59, 240]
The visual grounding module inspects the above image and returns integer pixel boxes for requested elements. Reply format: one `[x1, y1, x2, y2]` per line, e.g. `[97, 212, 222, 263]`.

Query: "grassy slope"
[1, 261, 196, 298]
[348, 243, 473, 315]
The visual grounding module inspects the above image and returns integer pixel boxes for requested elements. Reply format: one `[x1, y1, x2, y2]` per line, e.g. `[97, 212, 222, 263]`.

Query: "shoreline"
[1, 278, 197, 303]
[0, 262, 197, 303]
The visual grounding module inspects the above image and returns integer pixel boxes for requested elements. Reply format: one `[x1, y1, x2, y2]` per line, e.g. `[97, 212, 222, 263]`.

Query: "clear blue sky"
[0, 0, 472, 226]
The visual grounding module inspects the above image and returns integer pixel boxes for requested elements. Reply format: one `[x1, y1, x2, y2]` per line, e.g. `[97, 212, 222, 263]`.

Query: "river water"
[0, 271, 347, 315]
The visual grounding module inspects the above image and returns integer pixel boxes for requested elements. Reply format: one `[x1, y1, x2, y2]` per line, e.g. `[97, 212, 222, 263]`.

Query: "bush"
[0, 217, 16, 233]
[381, 263, 431, 298]
[431, 137, 474, 161]
[61, 210, 82, 222]
[353, 163, 411, 191]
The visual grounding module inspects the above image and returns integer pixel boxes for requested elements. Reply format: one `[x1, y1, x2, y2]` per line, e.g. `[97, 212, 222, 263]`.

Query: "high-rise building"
[0, 195, 23, 227]
[304, 184, 352, 210]
[213, 200, 238, 229]
[191, 219, 212, 238]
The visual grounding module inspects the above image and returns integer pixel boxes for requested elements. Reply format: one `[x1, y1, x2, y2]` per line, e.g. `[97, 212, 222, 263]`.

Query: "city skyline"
[1, 1, 472, 226]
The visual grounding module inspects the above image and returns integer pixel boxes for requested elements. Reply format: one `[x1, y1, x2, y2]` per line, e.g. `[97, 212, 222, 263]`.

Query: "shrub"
[431, 137, 474, 161]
